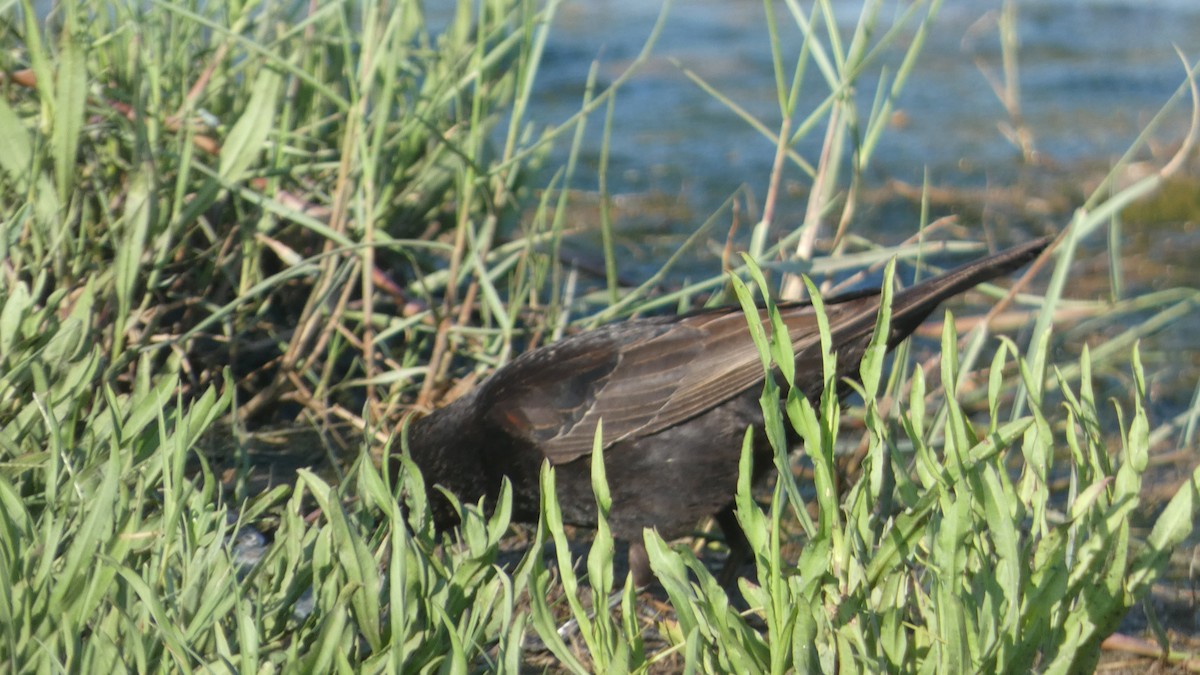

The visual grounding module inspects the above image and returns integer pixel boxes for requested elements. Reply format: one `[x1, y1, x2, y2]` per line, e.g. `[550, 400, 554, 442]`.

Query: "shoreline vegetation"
[2, 0, 1198, 671]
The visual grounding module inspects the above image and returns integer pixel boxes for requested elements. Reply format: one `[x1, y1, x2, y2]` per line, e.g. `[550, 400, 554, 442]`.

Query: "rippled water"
[530, 0, 1199, 221]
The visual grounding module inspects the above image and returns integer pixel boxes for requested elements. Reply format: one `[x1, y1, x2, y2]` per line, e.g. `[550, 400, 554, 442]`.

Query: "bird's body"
[401, 237, 1050, 585]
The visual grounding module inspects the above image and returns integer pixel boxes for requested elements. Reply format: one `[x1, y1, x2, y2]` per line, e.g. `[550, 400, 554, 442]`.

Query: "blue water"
[528, 0, 1198, 224]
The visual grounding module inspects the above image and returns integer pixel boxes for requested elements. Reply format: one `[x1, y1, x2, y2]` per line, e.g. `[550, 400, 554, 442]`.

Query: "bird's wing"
[482, 298, 879, 465]
[483, 236, 1052, 465]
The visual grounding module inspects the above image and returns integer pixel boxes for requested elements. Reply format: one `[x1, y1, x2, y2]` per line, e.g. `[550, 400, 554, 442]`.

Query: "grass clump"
[1, 0, 571, 431]
[1, 0, 561, 670]
[635, 255, 1199, 673]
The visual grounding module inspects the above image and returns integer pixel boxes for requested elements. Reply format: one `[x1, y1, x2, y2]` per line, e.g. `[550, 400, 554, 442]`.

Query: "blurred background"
[523, 0, 1198, 272]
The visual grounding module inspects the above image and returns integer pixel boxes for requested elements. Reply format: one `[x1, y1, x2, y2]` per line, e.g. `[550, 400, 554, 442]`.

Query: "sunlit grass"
[1, 0, 1198, 671]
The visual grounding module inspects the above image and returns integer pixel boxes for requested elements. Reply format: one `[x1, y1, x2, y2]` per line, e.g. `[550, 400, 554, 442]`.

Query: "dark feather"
[399, 236, 1052, 586]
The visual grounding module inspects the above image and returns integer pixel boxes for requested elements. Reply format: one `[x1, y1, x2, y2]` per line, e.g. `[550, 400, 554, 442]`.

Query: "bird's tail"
[886, 235, 1053, 342]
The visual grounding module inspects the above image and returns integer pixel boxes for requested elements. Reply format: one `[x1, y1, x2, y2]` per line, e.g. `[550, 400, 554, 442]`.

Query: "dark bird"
[399, 237, 1050, 587]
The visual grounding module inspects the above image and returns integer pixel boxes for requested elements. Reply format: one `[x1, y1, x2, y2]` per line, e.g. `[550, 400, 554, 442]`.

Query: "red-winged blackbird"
[399, 237, 1051, 586]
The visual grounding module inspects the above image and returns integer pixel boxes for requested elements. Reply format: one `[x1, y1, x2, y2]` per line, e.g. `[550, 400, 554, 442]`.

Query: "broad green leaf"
[219, 69, 282, 184]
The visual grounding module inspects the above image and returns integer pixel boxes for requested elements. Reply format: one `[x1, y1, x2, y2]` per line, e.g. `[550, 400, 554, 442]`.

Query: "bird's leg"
[628, 539, 653, 590]
[715, 505, 753, 587]
[536, 537, 649, 651]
